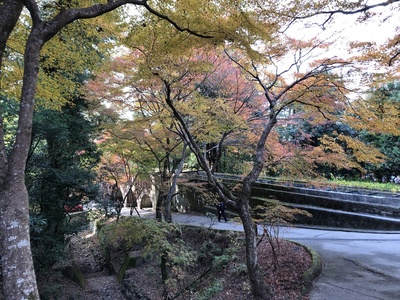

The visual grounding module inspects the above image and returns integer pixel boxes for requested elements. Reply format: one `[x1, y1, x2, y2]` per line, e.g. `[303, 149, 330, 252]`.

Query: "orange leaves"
[344, 84, 400, 136]
[337, 134, 385, 163]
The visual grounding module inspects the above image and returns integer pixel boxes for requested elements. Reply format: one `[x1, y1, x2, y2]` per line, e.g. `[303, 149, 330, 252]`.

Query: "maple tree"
[120, 117, 187, 222]
[350, 81, 400, 179]
[164, 46, 350, 300]
[86, 56, 189, 222]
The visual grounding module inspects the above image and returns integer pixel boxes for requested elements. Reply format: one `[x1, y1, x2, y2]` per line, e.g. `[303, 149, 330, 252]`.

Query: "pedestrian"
[217, 201, 227, 222]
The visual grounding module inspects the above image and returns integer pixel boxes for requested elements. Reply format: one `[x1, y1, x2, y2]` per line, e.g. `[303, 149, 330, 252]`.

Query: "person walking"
[217, 201, 228, 222]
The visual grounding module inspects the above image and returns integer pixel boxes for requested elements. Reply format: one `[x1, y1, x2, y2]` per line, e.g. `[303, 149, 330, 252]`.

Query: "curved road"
[280, 228, 400, 300]
[121, 208, 400, 300]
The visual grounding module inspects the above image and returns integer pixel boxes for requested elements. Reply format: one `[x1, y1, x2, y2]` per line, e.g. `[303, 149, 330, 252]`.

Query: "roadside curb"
[289, 240, 322, 296]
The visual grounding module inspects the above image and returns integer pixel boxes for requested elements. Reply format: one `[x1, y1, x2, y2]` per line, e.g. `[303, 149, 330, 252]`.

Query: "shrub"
[197, 240, 223, 264]
[197, 279, 225, 300]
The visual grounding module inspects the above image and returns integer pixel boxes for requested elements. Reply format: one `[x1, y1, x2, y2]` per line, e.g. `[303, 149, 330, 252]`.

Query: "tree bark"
[238, 198, 273, 299]
[0, 23, 43, 299]
[156, 193, 165, 222]
[0, 185, 39, 299]
[164, 143, 187, 223]
[0, 0, 23, 184]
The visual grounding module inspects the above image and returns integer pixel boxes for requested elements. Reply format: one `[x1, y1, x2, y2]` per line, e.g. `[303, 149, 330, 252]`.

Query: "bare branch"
[389, 50, 400, 66]
[295, 0, 400, 20]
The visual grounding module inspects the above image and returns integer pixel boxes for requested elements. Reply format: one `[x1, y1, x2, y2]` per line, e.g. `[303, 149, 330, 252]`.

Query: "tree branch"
[295, 0, 400, 20]
[142, 3, 213, 39]
[389, 50, 400, 66]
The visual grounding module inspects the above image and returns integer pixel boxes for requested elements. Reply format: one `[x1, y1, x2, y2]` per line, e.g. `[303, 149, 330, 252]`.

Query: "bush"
[197, 240, 223, 264]
[212, 254, 232, 271]
[197, 279, 225, 300]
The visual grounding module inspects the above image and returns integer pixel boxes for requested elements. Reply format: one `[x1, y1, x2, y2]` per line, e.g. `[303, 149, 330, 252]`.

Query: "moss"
[288, 241, 322, 295]
[61, 261, 87, 288]
[117, 253, 141, 283]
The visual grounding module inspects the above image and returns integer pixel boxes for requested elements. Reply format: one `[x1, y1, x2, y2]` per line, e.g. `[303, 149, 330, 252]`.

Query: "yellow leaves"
[344, 91, 400, 136]
[34, 73, 72, 109]
[147, 0, 238, 42]
[337, 134, 385, 164]
[307, 133, 385, 173]
[270, 131, 385, 177]
[2, 11, 117, 110]
[177, 95, 247, 143]
[129, 0, 284, 60]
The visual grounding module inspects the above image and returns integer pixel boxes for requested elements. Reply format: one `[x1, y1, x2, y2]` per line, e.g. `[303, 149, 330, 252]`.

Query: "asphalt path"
[121, 208, 400, 300]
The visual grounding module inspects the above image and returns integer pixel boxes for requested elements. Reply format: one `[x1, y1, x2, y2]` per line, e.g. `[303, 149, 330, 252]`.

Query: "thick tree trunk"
[238, 199, 273, 299]
[0, 185, 39, 300]
[0, 3, 38, 298]
[0, 25, 43, 300]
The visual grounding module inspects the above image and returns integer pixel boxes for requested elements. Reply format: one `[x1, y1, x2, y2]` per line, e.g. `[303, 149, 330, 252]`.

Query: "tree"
[88, 10, 277, 294]
[164, 47, 349, 299]
[87, 73, 190, 222]
[96, 135, 152, 220]
[355, 81, 400, 179]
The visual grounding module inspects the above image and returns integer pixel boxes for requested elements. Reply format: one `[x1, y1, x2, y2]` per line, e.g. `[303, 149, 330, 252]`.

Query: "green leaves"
[101, 217, 195, 266]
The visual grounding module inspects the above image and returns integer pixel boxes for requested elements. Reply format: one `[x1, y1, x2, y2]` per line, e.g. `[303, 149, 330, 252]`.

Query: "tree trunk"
[161, 252, 168, 283]
[0, 184, 39, 300]
[0, 25, 43, 300]
[164, 143, 187, 223]
[0, 0, 23, 184]
[156, 193, 165, 222]
[238, 199, 273, 299]
[164, 79, 276, 299]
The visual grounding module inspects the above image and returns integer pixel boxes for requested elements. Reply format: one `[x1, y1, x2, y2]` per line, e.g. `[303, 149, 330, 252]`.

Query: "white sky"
[290, 3, 399, 47]
[280, 3, 399, 81]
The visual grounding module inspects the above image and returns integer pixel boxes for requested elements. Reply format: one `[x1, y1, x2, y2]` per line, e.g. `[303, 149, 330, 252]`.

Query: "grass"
[259, 175, 400, 193]
[328, 179, 400, 193]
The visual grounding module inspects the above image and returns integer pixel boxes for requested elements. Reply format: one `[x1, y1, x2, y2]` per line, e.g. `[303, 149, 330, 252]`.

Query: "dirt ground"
[58, 224, 312, 300]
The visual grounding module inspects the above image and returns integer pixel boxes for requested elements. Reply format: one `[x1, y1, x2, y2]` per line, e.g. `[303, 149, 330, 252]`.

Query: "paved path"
[281, 228, 400, 300]
[121, 208, 400, 300]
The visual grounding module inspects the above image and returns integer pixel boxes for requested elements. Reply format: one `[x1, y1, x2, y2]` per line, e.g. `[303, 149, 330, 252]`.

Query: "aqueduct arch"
[99, 179, 155, 210]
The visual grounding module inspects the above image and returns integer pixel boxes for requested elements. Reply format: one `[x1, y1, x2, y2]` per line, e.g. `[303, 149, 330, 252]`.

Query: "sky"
[281, 2, 399, 78]
[293, 2, 399, 48]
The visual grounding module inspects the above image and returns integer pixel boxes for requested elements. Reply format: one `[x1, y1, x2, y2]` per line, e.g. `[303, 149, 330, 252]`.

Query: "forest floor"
[56, 222, 313, 300]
